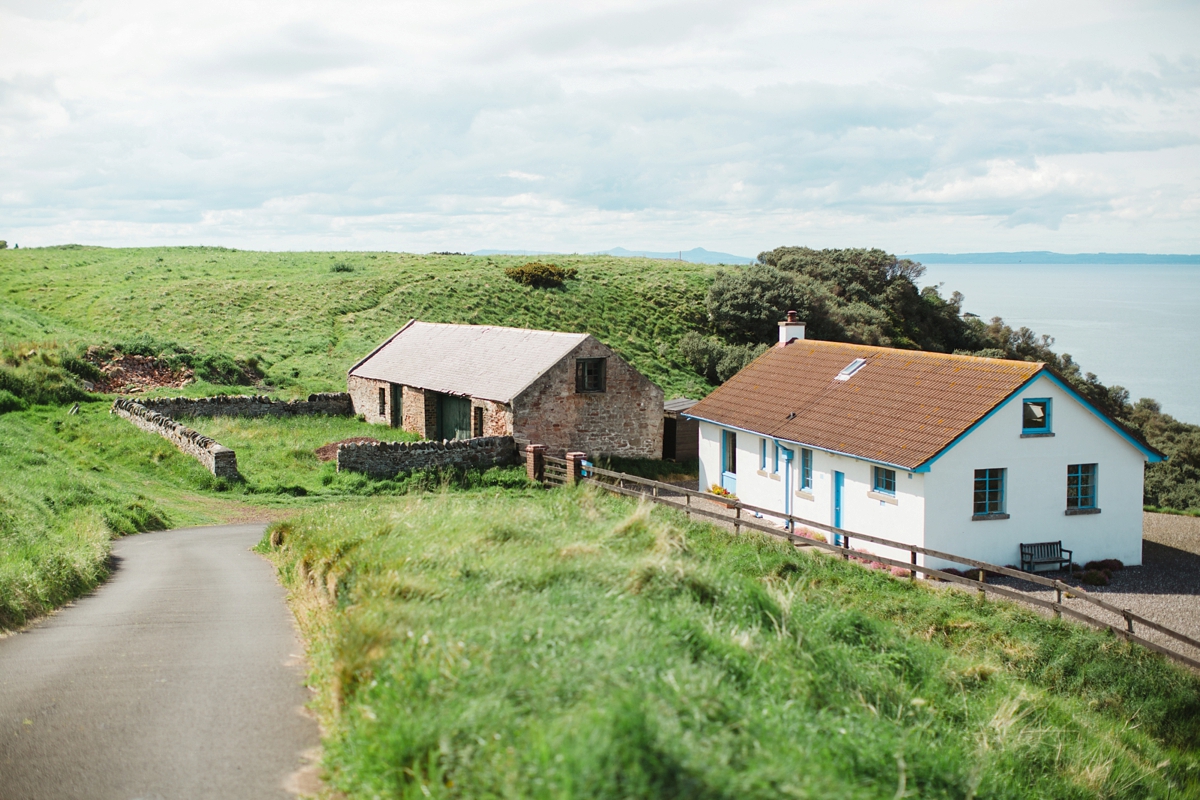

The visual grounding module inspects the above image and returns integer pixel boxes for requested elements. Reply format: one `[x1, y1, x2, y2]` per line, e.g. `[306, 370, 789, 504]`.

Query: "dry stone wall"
[111, 398, 239, 478]
[337, 436, 518, 478]
[139, 393, 352, 419]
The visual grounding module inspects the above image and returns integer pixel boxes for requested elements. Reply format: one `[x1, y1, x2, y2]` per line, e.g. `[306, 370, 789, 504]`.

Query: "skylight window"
[835, 358, 867, 381]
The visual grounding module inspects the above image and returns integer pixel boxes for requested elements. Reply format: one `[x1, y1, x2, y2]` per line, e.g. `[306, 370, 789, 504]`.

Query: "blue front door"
[832, 470, 845, 545]
[721, 430, 737, 494]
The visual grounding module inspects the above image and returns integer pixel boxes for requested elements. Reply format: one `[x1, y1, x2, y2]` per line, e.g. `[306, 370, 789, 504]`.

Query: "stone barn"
[347, 321, 664, 458]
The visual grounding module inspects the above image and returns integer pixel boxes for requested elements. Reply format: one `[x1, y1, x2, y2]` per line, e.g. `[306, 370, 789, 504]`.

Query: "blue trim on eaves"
[912, 375, 1041, 472]
[914, 369, 1165, 471]
[687, 366, 1165, 474]
[1041, 371, 1165, 463]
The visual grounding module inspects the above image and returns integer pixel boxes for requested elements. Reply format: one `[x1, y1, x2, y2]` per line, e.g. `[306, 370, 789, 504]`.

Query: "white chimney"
[778, 310, 806, 346]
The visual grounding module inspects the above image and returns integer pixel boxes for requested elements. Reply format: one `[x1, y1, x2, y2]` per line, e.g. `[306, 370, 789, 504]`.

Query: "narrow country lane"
[0, 524, 320, 800]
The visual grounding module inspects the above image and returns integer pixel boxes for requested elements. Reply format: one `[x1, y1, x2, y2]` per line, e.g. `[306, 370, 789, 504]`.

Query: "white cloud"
[0, 0, 1197, 253]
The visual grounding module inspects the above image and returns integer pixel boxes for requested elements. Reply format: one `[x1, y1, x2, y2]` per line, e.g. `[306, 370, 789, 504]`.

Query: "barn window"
[378, 387, 386, 416]
[473, 406, 484, 437]
[576, 358, 607, 393]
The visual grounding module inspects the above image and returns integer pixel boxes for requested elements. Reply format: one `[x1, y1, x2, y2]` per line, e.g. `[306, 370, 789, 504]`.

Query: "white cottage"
[684, 315, 1165, 570]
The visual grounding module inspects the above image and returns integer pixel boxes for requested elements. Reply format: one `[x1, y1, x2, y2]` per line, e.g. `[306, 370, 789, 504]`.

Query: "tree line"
[677, 246, 1198, 511]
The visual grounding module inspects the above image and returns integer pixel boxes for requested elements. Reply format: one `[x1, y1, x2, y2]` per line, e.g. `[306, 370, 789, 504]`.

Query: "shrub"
[330, 262, 354, 273]
[677, 332, 768, 384]
[1079, 569, 1110, 586]
[0, 389, 26, 414]
[504, 262, 578, 288]
[0, 240, 7, 249]
[1084, 559, 1124, 572]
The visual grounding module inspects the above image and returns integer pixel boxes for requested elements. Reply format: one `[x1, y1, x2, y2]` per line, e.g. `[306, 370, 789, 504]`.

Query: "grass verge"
[261, 486, 1200, 799]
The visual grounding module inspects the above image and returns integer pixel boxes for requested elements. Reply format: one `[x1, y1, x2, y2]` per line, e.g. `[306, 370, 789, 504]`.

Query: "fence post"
[735, 506, 741, 535]
[841, 532, 849, 560]
[565, 451, 586, 485]
[525, 444, 547, 485]
[910, 550, 916, 581]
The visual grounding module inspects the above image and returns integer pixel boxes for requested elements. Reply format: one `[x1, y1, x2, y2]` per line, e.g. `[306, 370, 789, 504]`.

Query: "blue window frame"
[772, 442, 781, 473]
[973, 468, 1006, 515]
[872, 466, 896, 495]
[799, 448, 813, 491]
[1067, 463, 1098, 509]
[1022, 398, 1051, 434]
[759, 438, 767, 470]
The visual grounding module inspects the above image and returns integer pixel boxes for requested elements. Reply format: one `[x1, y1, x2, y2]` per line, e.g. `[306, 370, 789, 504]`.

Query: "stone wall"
[336, 435, 518, 478]
[111, 398, 239, 478]
[348, 375, 391, 425]
[512, 337, 664, 458]
[140, 393, 352, 419]
[473, 398, 512, 438]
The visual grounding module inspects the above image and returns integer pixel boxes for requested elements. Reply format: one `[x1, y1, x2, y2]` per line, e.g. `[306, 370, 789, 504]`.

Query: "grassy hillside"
[0, 246, 717, 400]
[0, 400, 483, 631]
[262, 488, 1200, 799]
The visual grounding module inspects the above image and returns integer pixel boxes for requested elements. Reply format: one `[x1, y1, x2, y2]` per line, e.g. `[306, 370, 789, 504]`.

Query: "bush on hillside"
[504, 262, 578, 288]
[0, 389, 26, 414]
[677, 332, 768, 384]
[109, 335, 263, 386]
[0, 344, 93, 406]
[330, 262, 354, 273]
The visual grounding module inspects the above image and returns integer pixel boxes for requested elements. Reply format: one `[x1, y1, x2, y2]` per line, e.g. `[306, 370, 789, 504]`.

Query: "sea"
[915, 262, 1200, 425]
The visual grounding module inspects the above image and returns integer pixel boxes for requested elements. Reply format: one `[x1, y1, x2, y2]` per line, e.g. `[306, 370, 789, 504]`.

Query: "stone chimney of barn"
[778, 310, 806, 347]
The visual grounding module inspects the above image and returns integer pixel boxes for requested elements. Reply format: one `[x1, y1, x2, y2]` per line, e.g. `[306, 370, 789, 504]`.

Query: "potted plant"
[709, 484, 739, 509]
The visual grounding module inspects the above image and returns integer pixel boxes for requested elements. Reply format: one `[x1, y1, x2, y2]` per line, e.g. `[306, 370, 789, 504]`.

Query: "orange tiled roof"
[685, 339, 1044, 470]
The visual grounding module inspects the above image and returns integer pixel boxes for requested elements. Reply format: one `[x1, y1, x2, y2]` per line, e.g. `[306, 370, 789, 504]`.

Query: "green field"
[0, 245, 717, 401]
[262, 488, 1200, 799]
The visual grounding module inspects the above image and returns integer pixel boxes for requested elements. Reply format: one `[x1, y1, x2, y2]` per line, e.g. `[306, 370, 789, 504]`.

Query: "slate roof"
[685, 339, 1046, 470]
[664, 398, 699, 415]
[349, 321, 588, 404]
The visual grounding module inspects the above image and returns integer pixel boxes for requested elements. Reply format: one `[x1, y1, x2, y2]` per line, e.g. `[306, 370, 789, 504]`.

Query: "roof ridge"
[411, 320, 587, 338]
[790, 338, 1044, 369]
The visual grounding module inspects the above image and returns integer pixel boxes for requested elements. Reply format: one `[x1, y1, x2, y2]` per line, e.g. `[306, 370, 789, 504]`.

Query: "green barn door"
[437, 395, 473, 441]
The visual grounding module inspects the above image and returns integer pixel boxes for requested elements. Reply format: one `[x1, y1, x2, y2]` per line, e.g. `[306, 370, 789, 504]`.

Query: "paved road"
[0, 524, 320, 800]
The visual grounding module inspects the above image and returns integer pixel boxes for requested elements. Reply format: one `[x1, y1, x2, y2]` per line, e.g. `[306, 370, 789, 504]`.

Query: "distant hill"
[903, 251, 1200, 265]
[471, 247, 755, 265]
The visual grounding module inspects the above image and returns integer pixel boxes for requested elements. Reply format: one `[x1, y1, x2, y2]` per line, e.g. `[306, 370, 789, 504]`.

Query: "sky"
[1, 0, 1198, 255]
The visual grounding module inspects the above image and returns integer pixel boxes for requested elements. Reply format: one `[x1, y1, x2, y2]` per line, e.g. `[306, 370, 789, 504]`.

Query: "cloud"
[0, 0, 1197, 253]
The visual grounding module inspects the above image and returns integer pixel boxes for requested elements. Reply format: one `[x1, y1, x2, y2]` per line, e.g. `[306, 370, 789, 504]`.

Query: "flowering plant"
[709, 484, 736, 499]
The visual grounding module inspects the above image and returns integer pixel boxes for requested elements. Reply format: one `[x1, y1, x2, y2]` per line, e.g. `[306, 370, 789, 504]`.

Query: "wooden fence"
[536, 455, 1200, 671]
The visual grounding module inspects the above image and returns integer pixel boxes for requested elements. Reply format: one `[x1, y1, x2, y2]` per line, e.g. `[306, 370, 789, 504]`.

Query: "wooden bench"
[1020, 541, 1073, 573]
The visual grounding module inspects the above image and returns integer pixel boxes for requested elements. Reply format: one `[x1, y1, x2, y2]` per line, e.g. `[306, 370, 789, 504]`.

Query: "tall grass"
[263, 488, 1200, 799]
[0, 405, 180, 628]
